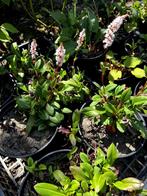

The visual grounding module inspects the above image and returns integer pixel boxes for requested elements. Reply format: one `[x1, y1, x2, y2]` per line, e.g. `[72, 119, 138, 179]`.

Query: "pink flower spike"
[55, 43, 66, 67]
[76, 28, 86, 50]
[30, 39, 38, 59]
[103, 14, 129, 49]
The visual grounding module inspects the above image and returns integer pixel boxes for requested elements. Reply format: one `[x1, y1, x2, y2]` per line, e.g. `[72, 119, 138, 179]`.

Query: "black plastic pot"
[74, 49, 107, 83]
[0, 119, 58, 159]
[134, 79, 147, 123]
[18, 149, 70, 196]
[79, 102, 146, 159]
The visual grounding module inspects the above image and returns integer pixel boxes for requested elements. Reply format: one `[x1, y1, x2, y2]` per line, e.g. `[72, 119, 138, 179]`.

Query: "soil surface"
[0, 109, 55, 157]
[80, 117, 143, 157]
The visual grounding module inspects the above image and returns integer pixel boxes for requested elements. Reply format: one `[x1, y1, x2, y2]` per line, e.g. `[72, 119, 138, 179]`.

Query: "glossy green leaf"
[116, 121, 125, 133]
[39, 110, 49, 120]
[46, 104, 55, 116]
[70, 166, 87, 181]
[131, 96, 147, 106]
[120, 88, 132, 102]
[107, 143, 118, 165]
[69, 133, 76, 146]
[131, 68, 146, 78]
[62, 108, 72, 113]
[34, 183, 65, 196]
[80, 153, 90, 163]
[2, 23, 18, 33]
[124, 56, 142, 68]
[104, 103, 116, 114]
[81, 180, 89, 192]
[109, 69, 122, 80]
[113, 177, 144, 192]
[53, 170, 70, 186]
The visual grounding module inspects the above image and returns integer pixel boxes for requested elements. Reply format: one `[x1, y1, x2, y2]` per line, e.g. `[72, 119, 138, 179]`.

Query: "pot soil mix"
[80, 117, 144, 158]
[0, 108, 56, 158]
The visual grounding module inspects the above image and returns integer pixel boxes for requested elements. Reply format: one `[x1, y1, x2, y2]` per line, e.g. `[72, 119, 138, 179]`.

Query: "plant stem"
[73, 0, 77, 18]
[50, 0, 54, 11]
[29, 0, 36, 19]
[19, 0, 35, 21]
[62, 0, 67, 12]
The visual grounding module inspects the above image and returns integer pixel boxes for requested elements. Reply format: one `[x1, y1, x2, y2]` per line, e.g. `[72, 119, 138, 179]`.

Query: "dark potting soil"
[0, 164, 17, 196]
[0, 109, 55, 157]
[81, 117, 143, 157]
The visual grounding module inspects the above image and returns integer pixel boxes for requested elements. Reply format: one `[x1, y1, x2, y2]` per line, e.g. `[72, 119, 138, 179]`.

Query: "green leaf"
[116, 121, 125, 133]
[16, 96, 31, 110]
[51, 101, 60, 109]
[120, 88, 132, 102]
[53, 170, 70, 186]
[49, 10, 67, 26]
[39, 110, 49, 120]
[113, 177, 144, 192]
[69, 133, 76, 146]
[80, 153, 90, 163]
[92, 173, 105, 193]
[104, 103, 116, 114]
[46, 104, 55, 116]
[39, 164, 47, 171]
[38, 124, 46, 131]
[49, 112, 64, 124]
[34, 183, 65, 196]
[81, 180, 89, 192]
[0, 29, 11, 42]
[140, 189, 147, 196]
[82, 106, 101, 117]
[131, 96, 147, 106]
[124, 56, 142, 68]
[114, 85, 125, 95]
[94, 147, 105, 165]
[131, 68, 146, 78]
[62, 108, 72, 114]
[70, 166, 88, 181]
[107, 143, 118, 165]
[80, 162, 93, 179]
[105, 83, 117, 92]
[69, 180, 80, 192]
[109, 69, 122, 80]
[1, 0, 10, 6]
[2, 23, 18, 33]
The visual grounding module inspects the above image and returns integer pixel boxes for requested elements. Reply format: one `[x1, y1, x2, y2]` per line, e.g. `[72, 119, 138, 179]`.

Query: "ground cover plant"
[0, 0, 147, 195]
[34, 144, 146, 196]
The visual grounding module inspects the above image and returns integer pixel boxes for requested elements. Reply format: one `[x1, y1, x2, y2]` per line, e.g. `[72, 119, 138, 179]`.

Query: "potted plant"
[79, 83, 147, 158]
[0, 40, 90, 158]
[18, 149, 70, 196]
[32, 144, 146, 196]
[99, 50, 146, 86]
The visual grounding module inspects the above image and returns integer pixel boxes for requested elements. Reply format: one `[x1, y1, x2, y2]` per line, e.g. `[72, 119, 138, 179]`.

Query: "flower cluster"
[30, 39, 38, 59]
[103, 14, 128, 49]
[76, 28, 86, 50]
[55, 43, 66, 67]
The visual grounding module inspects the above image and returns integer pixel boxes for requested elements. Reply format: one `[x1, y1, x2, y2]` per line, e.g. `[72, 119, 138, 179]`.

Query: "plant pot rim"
[18, 149, 71, 196]
[77, 48, 108, 61]
[79, 101, 146, 158]
[0, 123, 58, 158]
